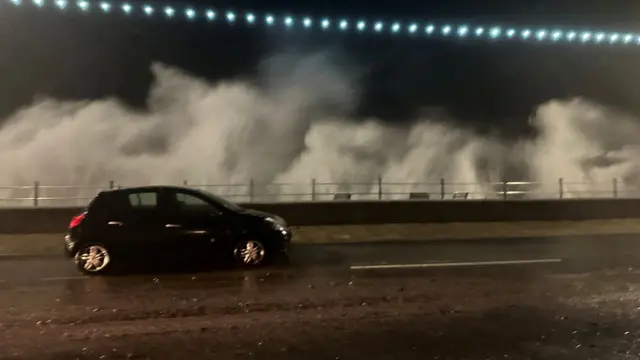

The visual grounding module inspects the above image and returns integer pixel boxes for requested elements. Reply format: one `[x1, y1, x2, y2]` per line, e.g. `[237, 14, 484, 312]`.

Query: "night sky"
[0, 0, 639, 136]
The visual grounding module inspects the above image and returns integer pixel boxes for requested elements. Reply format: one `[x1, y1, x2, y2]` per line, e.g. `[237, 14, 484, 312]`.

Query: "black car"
[64, 186, 292, 275]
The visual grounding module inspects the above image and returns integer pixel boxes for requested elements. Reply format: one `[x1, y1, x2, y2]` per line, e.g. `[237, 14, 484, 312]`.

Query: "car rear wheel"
[233, 239, 267, 267]
[74, 244, 112, 275]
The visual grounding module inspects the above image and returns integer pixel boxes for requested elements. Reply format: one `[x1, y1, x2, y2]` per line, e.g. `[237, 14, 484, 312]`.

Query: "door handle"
[108, 221, 123, 226]
[186, 230, 208, 235]
[165, 224, 182, 228]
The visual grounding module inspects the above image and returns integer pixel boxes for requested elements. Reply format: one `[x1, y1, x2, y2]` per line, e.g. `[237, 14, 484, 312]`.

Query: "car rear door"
[103, 190, 168, 260]
[160, 189, 232, 261]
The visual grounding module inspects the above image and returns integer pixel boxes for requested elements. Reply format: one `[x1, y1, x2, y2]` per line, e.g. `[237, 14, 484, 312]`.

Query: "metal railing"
[0, 177, 637, 207]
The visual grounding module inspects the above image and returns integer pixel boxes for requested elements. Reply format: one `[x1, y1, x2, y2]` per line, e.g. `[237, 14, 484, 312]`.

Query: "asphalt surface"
[2, 234, 640, 359]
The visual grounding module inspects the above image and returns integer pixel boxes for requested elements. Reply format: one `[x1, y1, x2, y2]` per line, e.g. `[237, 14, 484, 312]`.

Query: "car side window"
[128, 191, 158, 209]
[174, 192, 220, 214]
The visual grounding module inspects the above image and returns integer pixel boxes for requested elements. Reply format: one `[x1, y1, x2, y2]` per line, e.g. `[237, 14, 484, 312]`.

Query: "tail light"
[69, 212, 87, 229]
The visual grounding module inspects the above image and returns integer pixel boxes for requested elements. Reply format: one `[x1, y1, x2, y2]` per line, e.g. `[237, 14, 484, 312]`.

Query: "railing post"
[377, 176, 382, 200]
[558, 178, 563, 199]
[109, 180, 115, 189]
[33, 181, 39, 207]
[502, 181, 508, 200]
[440, 178, 445, 200]
[311, 178, 316, 201]
[613, 178, 618, 199]
[249, 179, 254, 202]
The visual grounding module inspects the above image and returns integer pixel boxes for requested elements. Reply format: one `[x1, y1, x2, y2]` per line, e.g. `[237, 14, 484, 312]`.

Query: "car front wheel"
[74, 244, 112, 275]
[233, 238, 268, 267]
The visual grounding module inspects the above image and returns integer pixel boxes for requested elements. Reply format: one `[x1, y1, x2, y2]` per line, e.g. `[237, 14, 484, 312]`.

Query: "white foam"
[0, 52, 638, 205]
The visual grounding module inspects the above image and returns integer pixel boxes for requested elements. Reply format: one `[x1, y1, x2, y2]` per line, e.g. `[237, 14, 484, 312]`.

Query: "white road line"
[40, 276, 87, 281]
[350, 258, 562, 270]
[0, 253, 58, 258]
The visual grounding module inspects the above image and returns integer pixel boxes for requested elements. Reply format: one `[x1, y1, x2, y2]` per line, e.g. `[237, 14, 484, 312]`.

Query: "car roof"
[100, 185, 198, 194]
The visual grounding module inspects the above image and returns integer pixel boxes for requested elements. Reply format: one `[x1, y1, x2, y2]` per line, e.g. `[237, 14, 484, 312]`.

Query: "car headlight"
[265, 216, 287, 228]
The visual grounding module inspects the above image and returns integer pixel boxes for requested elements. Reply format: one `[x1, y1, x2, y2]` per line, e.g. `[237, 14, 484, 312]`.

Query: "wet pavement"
[2, 234, 640, 359]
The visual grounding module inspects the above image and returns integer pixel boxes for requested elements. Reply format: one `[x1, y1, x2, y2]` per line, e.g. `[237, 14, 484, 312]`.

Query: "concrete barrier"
[3, 199, 640, 234]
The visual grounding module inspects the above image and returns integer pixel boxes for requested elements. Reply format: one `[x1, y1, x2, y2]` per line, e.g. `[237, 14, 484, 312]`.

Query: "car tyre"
[74, 243, 112, 275]
[233, 238, 268, 268]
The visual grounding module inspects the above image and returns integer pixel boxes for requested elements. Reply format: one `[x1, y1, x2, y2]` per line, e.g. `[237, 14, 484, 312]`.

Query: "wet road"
[2, 234, 640, 359]
[1, 234, 639, 283]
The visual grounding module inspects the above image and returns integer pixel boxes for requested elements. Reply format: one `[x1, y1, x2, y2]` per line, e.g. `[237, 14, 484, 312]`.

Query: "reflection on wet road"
[2, 234, 640, 359]
[1, 234, 638, 284]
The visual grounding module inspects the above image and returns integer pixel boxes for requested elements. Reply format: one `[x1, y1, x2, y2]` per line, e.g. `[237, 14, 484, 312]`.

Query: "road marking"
[350, 258, 562, 270]
[40, 276, 87, 281]
[0, 253, 59, 258]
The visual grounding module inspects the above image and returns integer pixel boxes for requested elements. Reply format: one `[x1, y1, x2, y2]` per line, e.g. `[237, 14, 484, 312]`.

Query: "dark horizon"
[1, 0, 640, 137]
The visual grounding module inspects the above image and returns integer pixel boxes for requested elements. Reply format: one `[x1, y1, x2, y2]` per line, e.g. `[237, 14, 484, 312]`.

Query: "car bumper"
[63, 234, 76, 257]
[271, 226, 292, 251]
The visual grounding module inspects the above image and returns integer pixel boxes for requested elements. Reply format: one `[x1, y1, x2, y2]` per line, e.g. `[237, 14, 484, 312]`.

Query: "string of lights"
[6, 0, 640, 46]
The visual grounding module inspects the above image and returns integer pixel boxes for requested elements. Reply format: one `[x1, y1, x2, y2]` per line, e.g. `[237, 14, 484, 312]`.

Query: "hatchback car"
[64, 186, 292, 275]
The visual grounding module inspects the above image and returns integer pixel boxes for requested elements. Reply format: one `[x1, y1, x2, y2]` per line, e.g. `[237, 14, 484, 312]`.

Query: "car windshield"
[195, 189, 244, 212]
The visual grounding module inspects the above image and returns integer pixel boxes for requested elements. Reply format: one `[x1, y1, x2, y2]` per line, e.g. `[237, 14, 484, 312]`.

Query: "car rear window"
[84, 192, 112, 220]
[85, 192, 106, 212]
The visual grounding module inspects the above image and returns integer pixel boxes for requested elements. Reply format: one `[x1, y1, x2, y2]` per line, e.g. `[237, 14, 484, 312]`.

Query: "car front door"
[160, 190, 231, 262]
